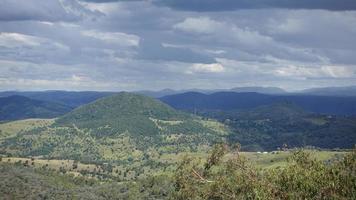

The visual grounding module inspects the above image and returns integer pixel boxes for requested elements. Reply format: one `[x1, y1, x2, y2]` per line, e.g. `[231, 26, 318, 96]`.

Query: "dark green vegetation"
[0, 95, 71, 121]
[0, 92, 229, 164]
[196, 103, 356, 151]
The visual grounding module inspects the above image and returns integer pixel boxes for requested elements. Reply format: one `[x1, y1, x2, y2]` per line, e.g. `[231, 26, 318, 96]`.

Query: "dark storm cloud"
[155, 0, 356, 11]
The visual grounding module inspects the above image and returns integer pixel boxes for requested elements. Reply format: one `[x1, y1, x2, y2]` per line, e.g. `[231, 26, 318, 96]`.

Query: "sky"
[0, 0, 356, 91]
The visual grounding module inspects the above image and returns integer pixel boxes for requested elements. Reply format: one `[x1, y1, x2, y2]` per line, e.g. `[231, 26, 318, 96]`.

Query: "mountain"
[0, 91, 116, 108]
[300, 86, 356, 96]
[0, 95, 72, 121]
[0, 92, 229, 163]
[160, 92, 356, 115]
[55, 92, 189, 137]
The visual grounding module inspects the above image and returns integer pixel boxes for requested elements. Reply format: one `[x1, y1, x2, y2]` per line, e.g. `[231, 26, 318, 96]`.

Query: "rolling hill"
[0, 95, 71, 121]
[0, 92, 229, 163]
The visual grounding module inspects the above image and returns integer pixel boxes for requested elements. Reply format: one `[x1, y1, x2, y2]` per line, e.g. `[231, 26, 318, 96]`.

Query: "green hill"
[55, 92, 189, 137]
[0, 95, 72, 121]
[0, 92, 229, 163]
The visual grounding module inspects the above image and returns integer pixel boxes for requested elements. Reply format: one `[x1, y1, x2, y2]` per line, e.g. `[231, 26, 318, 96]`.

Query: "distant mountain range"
[0, 95, 71, 121]
[0, 85, 355, 121]
[137, 86, 356, 97]
[160, 92, 356, 115]
[299, 86, 356, 96]
[136, 86, 287, 97]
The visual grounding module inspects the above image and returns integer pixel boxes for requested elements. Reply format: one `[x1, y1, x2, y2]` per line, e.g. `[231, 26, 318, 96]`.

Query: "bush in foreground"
[172, 144, 356, 200]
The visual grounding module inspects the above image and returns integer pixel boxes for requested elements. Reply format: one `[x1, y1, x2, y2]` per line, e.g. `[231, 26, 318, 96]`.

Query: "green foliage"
[172, 145, 356, 200]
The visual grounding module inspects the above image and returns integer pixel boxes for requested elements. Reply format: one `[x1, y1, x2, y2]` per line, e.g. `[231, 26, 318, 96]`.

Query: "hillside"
[0, 95, 72, 121]
[160, 92, 356, 115]
[0, 92, 229, 163]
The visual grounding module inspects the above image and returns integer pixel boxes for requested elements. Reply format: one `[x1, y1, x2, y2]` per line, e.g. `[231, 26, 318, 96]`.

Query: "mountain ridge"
[160, 91, 356, 115]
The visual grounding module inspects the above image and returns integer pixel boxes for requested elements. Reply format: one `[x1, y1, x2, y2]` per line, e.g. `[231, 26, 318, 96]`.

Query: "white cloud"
[173, 17, 224, 34]
[173, 16, 275, 49]
[0, 32, 69, 50]
[0, 32, 42, 47]
[186, 63, 225, 74]
[81, 30, 140, 47]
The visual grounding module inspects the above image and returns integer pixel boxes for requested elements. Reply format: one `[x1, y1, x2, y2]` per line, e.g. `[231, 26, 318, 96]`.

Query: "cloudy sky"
[0, 0, 356, 91]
